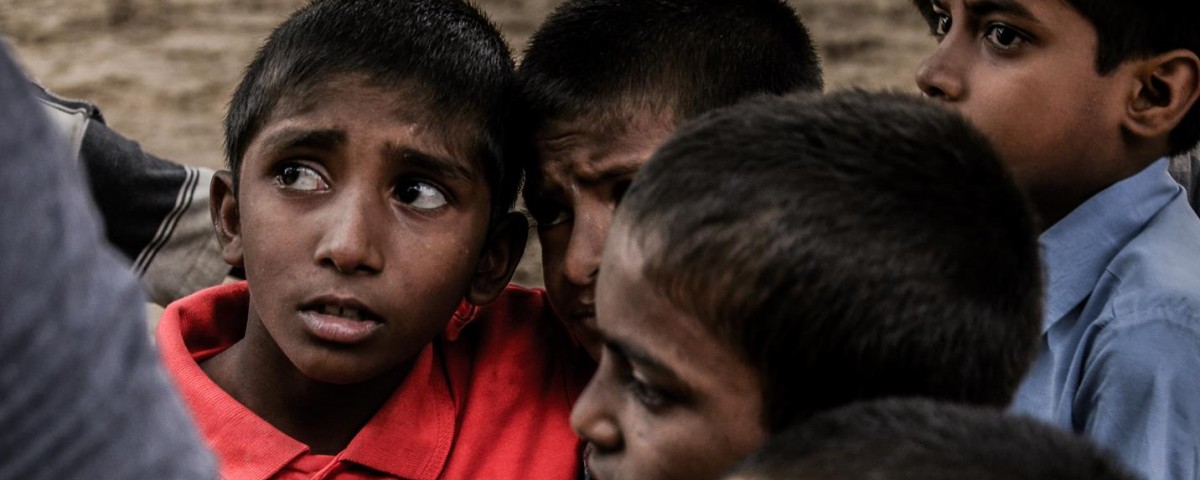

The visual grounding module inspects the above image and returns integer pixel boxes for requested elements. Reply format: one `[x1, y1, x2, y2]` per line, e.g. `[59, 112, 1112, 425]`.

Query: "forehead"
[255, 74, 485, 167]
[596, 226, 759, 396]
[533, 109, 676, 188]
[936, 0, 1081, 22]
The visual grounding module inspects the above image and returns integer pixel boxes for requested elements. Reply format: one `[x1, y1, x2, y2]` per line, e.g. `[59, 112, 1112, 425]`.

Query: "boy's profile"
[913, 1, 1200, 477]
[155, 0, 589, 478]
[723, 399, 1138, 480]
[571, 91, 1044, 480]
[513, 0, 824, 359]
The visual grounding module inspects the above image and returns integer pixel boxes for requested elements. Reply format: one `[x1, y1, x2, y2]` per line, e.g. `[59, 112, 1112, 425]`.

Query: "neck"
[1032, 144, 1165, 232]
[201, 308, 413, 455]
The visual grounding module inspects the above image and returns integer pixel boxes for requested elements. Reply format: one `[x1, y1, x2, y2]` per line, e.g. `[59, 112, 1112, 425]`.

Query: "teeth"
[319, 305, 364, 320]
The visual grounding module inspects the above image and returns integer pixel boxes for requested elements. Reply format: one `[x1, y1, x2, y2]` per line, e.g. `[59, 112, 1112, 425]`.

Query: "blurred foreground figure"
[0, 43, 214, 478]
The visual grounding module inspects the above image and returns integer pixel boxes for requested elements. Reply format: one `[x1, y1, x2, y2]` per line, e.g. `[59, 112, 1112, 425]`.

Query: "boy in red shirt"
[155, 0, 590, 478]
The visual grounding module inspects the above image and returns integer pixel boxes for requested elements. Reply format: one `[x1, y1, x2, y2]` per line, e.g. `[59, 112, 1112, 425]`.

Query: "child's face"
[221, 75, 495, 384]
[571, 223, 768, 480]
[915, 0, 1135, 222]
[528, 112, 677, 360]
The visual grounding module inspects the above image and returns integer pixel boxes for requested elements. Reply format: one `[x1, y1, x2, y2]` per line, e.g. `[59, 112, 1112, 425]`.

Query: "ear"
[1125, 49, 1200, 143]
[465, 212, 528, 305]
[210, 170, 245, 268]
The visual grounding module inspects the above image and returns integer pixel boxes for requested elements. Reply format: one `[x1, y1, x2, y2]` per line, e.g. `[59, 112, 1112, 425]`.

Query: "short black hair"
[726, 399, 1138, 480]
[912, 0, 1200, 154]
[225, 0, 519, 219]
[513, 0, 824, 201]
[616, 91, 1043, 431]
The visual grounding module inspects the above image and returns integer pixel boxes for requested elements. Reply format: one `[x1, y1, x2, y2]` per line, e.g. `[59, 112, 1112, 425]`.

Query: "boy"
[723, 399, 1137, 480]
[513, 0, 824, 359]
[156, 0, 590, 478]
[571, 91, 1045, 480]
[912, 1, 1200, 478]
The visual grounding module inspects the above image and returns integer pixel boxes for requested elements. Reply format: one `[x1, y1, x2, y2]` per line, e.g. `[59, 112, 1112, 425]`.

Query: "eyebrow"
[605, 337, 684, 384]
[382, 143, 478, 182]
[963, 0, 1037, 22]
[258, 128, 347, 154]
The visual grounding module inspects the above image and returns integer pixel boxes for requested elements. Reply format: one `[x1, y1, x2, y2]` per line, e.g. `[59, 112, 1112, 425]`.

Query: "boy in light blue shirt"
[912, 1, 1200, 479]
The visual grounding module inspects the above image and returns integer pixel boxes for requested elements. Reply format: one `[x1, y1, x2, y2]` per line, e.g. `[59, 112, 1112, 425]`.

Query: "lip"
[568, 305, 597, 326]
[583, 444, 607, 480]
[298, 295, 383, 345]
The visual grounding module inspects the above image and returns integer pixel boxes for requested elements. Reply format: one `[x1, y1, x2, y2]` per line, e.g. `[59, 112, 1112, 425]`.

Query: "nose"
[571, 367, 623, 453]
[314, 191, 384, 275]
[562, 202, 611, 286]
[916, 44, 964, 101]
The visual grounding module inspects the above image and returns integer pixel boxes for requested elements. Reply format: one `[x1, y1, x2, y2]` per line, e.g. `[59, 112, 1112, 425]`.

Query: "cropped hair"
[913, 0, 1200, 154]
[616, 91, 1043, 431]
[726, 399, 1138, 480]
[512, 0, 824, 190]
[224, 0, 520, 219]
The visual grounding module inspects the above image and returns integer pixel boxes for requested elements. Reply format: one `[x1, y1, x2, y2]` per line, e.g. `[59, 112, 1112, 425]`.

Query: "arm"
[35, 89, 230, 305]
[0, 43, 215, 479]
[1076, 312, 1200, 480]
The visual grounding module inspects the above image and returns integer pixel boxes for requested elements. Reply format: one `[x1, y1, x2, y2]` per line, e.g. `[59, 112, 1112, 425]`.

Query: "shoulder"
[446, 284, 554, 339]
[1100, 197, 1200, 327]
[1085, 293, 1200, 394]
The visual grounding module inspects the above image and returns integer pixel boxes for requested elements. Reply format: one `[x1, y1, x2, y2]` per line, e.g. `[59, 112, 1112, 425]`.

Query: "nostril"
[923, 85, 947, 100]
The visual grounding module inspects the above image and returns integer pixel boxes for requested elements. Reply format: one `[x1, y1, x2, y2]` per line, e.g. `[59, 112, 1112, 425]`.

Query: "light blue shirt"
[1011, 158, 1200, 480]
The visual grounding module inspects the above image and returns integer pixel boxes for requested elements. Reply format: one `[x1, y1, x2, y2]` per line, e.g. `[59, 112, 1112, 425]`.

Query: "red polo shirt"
[157, 282, 594, 480]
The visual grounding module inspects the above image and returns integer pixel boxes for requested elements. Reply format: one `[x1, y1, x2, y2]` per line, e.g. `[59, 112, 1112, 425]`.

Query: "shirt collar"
[157, 282, 457, 480]
[1038, 158, 1183, 331]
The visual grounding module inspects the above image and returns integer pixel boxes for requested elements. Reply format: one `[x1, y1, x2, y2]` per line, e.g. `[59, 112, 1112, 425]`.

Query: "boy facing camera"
[571, 91, 1044, 480]
[155, 0, 590, 478]
[913, 1, 1200, 477]
[723, 399, 1138, 480]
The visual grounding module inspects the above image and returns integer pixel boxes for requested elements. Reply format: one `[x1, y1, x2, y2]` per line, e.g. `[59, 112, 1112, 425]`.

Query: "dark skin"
[915, 0, 1200, 228]
[203, 75, 526, 454]
[526, 112, 678, 360]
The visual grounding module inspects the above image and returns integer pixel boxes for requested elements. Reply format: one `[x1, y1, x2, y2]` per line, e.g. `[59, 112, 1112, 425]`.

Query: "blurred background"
[0, 0, 932, 287]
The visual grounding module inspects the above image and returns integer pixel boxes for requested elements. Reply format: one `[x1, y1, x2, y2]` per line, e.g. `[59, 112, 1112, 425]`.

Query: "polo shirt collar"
[1038, 158, 1181, 332]
[158, 282, 456, 480]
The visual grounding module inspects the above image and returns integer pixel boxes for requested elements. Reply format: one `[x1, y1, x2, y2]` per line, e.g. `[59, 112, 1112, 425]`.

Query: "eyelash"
[527, 197, 572, 229]
[392, 179, 451, 211]
[273, 162, 329, 192]
[983, 24, 1027, 51]
[927, 9, 1029, 52]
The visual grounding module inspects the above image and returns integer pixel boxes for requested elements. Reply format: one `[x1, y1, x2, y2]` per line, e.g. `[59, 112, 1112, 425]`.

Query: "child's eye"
[528, 200, 572, 229]
[274, 164, 329, 192]
[932, 12, 952, 38]
[984, 24, 1025, 50]
[627, 377, 670, 410]
[394, 181, 447, 210]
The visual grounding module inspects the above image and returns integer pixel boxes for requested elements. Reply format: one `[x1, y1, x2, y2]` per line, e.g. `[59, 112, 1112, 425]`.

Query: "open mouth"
[299, 299, 383, 344]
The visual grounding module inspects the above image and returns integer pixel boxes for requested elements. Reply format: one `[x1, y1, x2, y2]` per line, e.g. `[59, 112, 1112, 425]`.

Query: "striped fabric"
[36, 88, 229, 305]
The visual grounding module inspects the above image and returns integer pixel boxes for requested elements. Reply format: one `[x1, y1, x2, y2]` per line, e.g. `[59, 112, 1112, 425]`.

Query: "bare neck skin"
[201, 313, 415, 455]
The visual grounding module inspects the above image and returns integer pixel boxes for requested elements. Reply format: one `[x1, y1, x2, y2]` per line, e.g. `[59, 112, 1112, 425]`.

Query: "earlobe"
[1125, 49, 1200, 142]
[210, 170, 245, 268]
[466, 212, 529, 305]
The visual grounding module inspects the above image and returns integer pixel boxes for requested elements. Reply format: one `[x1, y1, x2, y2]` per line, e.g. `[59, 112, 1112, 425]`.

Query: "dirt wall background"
[0, 0, 932, 287]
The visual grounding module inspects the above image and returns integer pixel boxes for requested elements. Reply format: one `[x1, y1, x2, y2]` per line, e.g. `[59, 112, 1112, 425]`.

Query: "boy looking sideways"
[913, 1, 1200, 477]
[155, 0, 590, 478]
[571, 91, 1044, 480]
[722, 399, 1138, 480]
[513, 0, 824, 359]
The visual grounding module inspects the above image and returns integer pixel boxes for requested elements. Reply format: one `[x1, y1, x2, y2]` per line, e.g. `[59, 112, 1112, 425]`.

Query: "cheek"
[538, 227, 571, 292]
